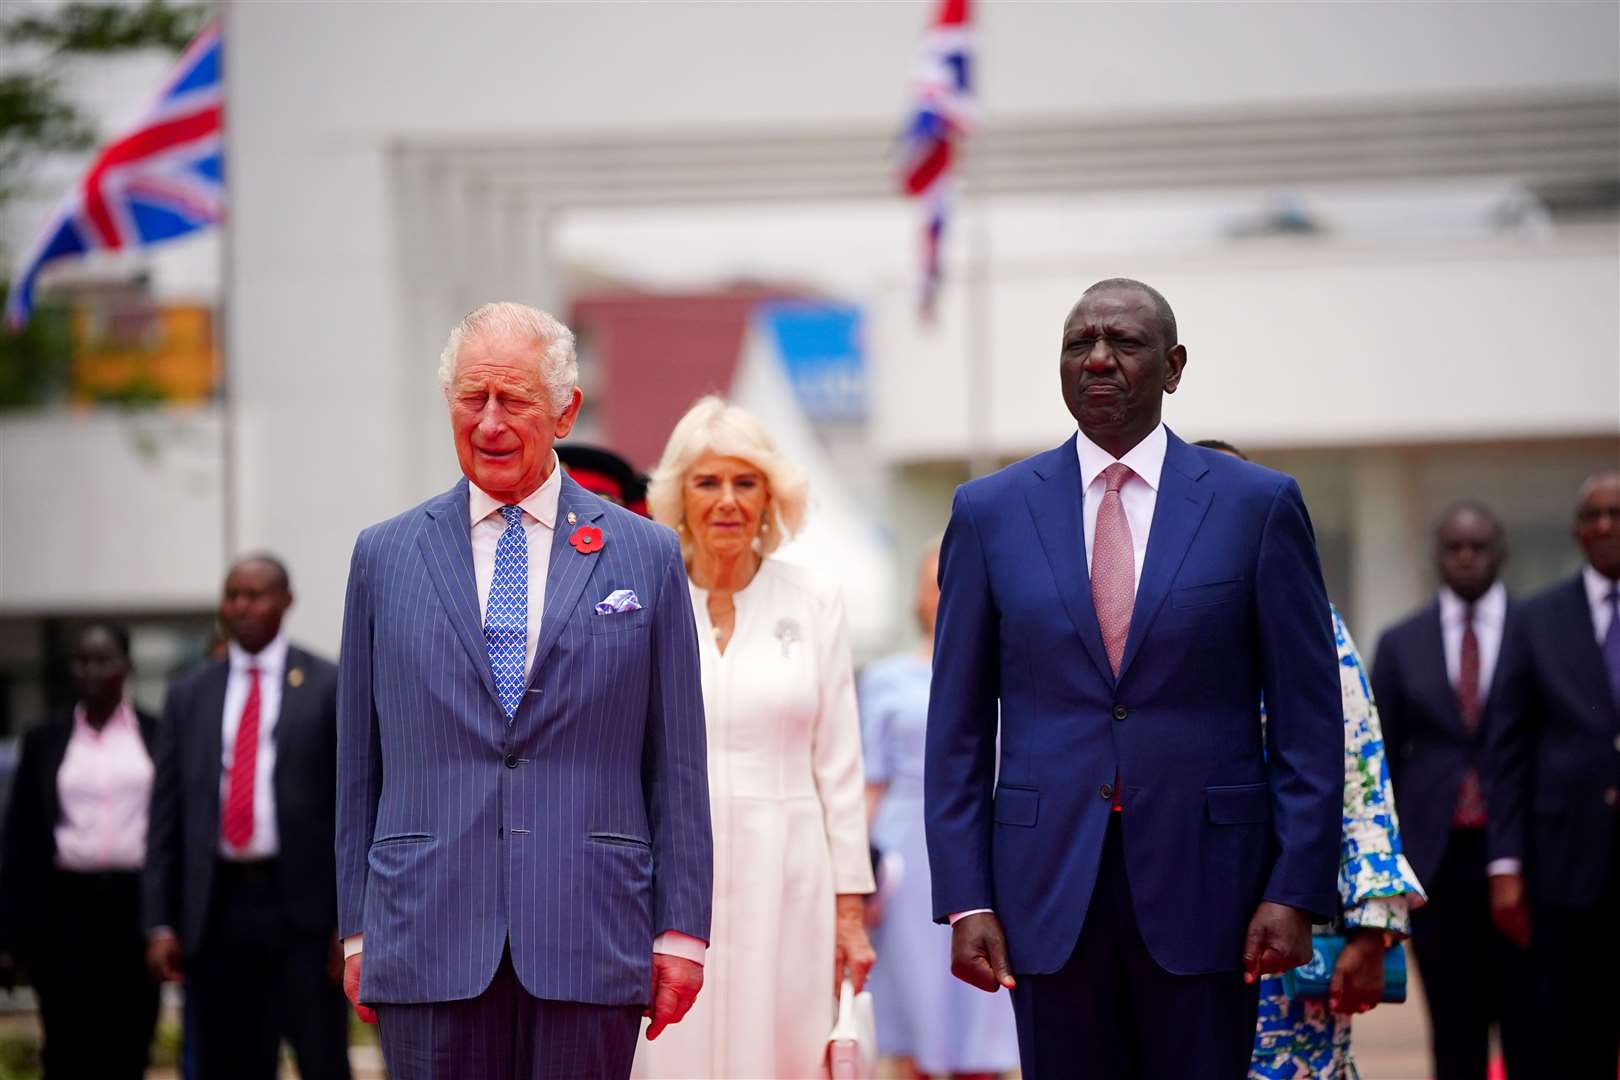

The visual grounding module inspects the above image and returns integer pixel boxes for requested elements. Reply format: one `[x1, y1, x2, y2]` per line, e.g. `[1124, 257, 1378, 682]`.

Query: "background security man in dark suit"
[144, 554, 352, 1080]
[1486, 471, 1620, 1078]
[1372, 502, 1529, 1080]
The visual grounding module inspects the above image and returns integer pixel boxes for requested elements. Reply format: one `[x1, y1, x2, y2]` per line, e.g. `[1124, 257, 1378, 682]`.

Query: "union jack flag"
[899, 0, 972, 318]
[5, 22, 223, 330]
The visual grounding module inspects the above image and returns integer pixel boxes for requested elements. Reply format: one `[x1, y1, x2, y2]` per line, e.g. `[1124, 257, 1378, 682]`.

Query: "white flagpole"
[215, 4, 237, 567]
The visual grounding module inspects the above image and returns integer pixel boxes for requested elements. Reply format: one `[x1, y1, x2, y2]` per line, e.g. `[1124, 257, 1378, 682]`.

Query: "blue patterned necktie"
[485, 505, 528, 719]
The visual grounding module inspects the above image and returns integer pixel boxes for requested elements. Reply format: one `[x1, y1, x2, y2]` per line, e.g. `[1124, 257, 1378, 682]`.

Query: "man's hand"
[343, 954, 377, 1025]
[1488, 872, 1532, 949]
[644, 954, 703, 1041]
[950, 912, 1017, 993]
[1329, 929, 1386, 1015]
[145, 930, 184, 984]
[327, 934, 344, 985]
[1241, 901, 1312, 984]
[834, 894, 877, 994]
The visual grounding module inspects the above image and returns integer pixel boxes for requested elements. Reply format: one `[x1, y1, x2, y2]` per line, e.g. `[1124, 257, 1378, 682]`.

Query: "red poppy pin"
[569, 525, 605, 555]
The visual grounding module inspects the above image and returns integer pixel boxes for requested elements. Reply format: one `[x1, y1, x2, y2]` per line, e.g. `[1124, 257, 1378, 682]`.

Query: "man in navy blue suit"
[336, 302, 712, 1079]
[1372, 502, 1530, 1080]
[1485, 471, 1620, 1078]
[924, 279, 1343, 1079]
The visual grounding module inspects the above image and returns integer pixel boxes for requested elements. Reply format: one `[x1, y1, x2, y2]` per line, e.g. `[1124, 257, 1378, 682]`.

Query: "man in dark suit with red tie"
[143, 554, 352, 1080]
[925, 279, 1343, 1079]
[1372, 502, 1529, 1080]
[1485, 471, 1620, 1078]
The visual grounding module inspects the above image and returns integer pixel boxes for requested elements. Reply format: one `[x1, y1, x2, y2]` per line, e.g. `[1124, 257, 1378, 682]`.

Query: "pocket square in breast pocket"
[594, 589, 642, 615]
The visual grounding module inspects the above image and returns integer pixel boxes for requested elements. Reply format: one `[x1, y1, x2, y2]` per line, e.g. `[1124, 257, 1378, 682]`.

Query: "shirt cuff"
[653, 930, 706, 965]
[948, 908, 993, 925]
[148, 925, 177, 940]
[1486, 858, 1523, 878]
[342, 933, 364, 959]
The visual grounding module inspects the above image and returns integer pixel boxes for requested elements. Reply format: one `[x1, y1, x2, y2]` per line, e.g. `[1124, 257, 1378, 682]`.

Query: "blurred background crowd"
[0, 0, 1615, 1077]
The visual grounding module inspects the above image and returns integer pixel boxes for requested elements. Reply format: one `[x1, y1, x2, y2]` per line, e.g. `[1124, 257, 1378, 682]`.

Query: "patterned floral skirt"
[1250, 973, 1357, 1080]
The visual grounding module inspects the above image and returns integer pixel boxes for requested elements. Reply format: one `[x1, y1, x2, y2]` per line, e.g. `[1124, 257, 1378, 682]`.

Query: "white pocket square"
[594, 589, 642, 615]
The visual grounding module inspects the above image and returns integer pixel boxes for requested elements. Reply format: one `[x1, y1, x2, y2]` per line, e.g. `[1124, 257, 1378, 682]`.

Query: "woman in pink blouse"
[0, 623, 161, 1078]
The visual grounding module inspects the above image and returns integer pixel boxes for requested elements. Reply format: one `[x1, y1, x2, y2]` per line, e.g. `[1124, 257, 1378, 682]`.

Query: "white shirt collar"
[72, 699, 136, 738]
[1439, 580, 1507, 626]
[229, 632, 289, 676]
[1075, 423, 1167, 493]
[469, 452, 562, 530]
[1583, 563, 1619, 611]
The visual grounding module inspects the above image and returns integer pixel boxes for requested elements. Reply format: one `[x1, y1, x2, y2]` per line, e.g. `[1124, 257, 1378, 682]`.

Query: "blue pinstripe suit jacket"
[336, 474, 712, 1006]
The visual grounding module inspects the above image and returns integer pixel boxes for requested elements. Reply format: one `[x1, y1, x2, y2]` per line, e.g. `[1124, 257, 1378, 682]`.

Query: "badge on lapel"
[288, 667, 305, 688]
[569, 525, 605, 554]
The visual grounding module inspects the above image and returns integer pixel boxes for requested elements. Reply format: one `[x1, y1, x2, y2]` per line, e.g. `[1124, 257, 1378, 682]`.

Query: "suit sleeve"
[642, 533, 713, 943]
[924, 485, 1001, 923]
[810, 584, 876, 895]
[0, 728, 49, 955]
[1483, 613, 1534, 866]
[1254, 478, 1344, 921]
[335, 531, 384, 939]
[143, 684, 185, 934]
[1369, 632, 1408, 791]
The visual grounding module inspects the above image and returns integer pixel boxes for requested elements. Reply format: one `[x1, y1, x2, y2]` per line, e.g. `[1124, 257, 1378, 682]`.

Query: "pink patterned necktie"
[1092, 462, 1136, 676]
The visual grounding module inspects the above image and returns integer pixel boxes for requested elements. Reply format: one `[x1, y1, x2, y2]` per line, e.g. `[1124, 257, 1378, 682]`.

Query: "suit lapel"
[1025, 437, 1114, 685]
[419, 479, 502, 709]
[1117, 431, 1213, 681]
[1415, 604, 1468, 736]
[272, 646, 309, 824]
[1552, 576, 1619, 726]
[529, 476, 607, 684]
[194, 661, 229, 826]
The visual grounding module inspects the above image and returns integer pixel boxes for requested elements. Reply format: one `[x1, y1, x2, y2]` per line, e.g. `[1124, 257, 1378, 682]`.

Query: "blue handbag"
[1279, 934, 1407, 1004]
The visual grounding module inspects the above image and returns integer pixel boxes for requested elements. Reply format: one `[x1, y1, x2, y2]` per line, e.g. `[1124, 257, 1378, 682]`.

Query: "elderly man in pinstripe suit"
[336, 302, 713, 1080]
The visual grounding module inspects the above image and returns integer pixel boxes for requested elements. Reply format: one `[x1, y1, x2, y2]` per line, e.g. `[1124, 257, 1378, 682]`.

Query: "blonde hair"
[648, 396, 809, 558]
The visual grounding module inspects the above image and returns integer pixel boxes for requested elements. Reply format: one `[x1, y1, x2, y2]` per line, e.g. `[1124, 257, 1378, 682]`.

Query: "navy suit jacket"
[924, 430, 1343, 977]
[1371, 598, 1515, 888]
[336, 474, 712, 1007]
[1484, 574, 1620, 909]
[143, 646, 340, 953]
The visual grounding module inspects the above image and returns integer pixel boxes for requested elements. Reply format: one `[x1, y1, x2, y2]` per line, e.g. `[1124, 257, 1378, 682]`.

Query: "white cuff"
[342, 933, 364, 959]
[1485, 858, 1523, 878]
[948, 908, 993, 925]
[653, 930, 706, 965]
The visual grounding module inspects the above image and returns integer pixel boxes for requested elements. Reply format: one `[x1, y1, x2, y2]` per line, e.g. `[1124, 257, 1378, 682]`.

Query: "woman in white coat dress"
[636, 396, 877, 1079]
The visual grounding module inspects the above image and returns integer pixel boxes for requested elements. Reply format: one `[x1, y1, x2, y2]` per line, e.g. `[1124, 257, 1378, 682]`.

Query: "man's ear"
[555, 387, 584, 438]
[1163, 344, 1188, 394]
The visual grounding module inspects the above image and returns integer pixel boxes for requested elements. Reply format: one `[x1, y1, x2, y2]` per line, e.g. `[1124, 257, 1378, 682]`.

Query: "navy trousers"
[1010, 817, 1259, 1080]
[378, 947, 643, 1080]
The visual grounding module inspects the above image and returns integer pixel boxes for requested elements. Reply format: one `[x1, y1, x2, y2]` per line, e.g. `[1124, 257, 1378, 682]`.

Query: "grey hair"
[437, 301, 579, 412]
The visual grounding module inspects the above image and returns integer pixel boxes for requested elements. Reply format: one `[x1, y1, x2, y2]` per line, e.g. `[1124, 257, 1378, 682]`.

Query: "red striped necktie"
[221, 666, 260, 849]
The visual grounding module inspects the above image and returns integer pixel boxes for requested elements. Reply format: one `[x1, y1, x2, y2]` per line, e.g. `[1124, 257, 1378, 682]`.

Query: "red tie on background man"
[1092, 463, 1135, 811]
[222, 666, 260, 849]
[1453, 606, 1487, 828]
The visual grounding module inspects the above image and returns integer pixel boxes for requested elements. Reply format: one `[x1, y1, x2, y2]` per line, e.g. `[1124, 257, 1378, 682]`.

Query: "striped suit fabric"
[336, 473, 713, 1010]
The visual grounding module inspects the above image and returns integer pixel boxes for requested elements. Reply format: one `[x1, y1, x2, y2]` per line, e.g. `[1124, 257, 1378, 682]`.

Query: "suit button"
[1100, 784, 1114, 801]
[1113, 705, 1128, 721]
[504, 754, 519, 769]
[1604, 787, 1618, 808]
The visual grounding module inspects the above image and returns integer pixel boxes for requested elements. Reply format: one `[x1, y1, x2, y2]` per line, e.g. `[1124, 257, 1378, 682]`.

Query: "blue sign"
[761, 301, 867, 422]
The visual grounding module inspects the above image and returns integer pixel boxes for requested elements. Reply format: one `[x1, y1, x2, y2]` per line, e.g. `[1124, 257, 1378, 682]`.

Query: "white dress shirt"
[1584, 564, 1618, 644]
[1440, 580, 1508, 704]
[950, 425, 1167, 926]
[54, 701, 152, 871]
[1075, 422, 1166, 595]
[219, 634, 288, 859]
[470, 455, 561, 679]
[345, 458, 705, 965]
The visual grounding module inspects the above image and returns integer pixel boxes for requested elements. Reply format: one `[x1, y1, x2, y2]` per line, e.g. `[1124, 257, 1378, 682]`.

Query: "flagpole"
[216, 2, 237, 568]
[964, 141, 993, 480]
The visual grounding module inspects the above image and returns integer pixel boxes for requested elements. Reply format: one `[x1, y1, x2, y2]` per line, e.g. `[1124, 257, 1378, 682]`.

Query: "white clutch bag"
[825, 976, 877, 1080]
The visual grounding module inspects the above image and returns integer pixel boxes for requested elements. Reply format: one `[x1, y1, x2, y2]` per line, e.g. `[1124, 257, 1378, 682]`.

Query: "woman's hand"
[834, 893, 876, 994]
[1329, 929, 1388, 1016]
